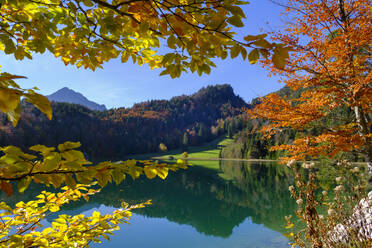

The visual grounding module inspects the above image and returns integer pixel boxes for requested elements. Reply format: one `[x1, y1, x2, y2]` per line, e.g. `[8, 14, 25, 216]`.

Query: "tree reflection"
[1, 161, 297, 238]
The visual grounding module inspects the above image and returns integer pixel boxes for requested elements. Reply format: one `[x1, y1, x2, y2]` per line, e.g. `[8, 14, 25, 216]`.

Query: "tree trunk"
[354, 106, 372, 183]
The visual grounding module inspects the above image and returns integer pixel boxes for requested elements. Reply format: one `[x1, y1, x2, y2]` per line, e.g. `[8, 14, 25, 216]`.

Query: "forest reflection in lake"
[1, 160, 296, 248]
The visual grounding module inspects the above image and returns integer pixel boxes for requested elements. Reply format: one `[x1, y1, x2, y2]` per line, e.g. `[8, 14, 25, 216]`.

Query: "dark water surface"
[3, 161, 297, 247]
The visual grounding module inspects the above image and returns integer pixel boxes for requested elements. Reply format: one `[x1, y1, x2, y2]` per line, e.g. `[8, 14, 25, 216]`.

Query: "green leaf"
[61, 150, 85, 162]
[44, 153, 60, 171]
[244, 34, 267, 42]
[253, 39, 272, 49]
[225, 5, 245, 18]
[83, 0, 94, 7]
[272, 47, 290, 69]
[30, 144, 55, 155]
[230, 44, 240, 59]
[162, 53, 175, 65]
[248, 48, 259, 64]
[18, 176, 32, 193]
[139, 22, 149, 34]
[111, 169, 126, 184]
[58, 141, 81, 152]
[65, 174, 77, 189]
[167, 35, 177, 49]
[227, 15, 244, 27]
[6, 103, 21, 126]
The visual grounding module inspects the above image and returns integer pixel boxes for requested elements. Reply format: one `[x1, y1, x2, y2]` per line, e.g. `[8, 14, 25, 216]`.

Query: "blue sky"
[0, 0, 287, 109]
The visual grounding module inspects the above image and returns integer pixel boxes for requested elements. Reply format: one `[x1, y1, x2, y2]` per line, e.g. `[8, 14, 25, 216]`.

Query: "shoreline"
[151, 157, 278, 162]
[151, 157, 368, 165]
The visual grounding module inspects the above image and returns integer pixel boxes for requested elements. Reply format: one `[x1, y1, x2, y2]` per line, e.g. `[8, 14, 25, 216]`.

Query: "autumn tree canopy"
[249, 0, 371, 165]
[0, 0, 291, 126]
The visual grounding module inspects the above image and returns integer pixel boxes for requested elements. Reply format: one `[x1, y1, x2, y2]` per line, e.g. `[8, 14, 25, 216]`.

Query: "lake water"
[2, 160, 296, 247]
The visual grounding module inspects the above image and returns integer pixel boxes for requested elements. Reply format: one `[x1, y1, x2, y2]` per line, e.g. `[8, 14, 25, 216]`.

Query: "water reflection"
[1, 161, 296, 247]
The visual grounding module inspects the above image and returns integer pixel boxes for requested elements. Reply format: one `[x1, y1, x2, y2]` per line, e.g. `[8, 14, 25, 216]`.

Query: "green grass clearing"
[128, 136, 234, 170]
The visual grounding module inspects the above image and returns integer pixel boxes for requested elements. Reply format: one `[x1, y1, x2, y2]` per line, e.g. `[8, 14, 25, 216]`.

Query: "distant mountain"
[47, 87, 106, 111]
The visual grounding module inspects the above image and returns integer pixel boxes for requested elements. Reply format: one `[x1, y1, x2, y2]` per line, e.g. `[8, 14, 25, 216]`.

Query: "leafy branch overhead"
[0, 141, 187, 196]
[0, 184, 151, 247]
[0, 0, 289, 79]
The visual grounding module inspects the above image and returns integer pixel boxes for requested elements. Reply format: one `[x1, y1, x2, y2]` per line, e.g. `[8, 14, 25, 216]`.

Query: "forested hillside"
[0, 84, 247, 159]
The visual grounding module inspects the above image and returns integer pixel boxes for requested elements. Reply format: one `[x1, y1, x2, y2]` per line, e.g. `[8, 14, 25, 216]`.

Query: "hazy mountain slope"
[47, 87, 106, 111]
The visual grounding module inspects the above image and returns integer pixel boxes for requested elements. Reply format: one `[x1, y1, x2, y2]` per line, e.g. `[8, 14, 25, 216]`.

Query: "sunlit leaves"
[0, 141, 186, 246]
[0, 184, 149, 247]
[248, 0, 372, 163]
[0, 73, 52, 126]
[0, 141, 188, 195]
[0, 0, 288, 78]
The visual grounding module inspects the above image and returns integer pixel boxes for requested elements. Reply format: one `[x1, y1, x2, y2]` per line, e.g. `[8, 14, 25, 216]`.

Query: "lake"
[1, 160, 296, 247]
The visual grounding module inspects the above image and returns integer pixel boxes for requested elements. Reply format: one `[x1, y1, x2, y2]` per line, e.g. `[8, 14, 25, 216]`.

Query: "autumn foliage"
[249, 0, 372, 164]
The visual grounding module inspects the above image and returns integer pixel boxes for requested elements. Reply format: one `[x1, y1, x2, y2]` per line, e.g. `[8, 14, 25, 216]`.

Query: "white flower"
[289, 185, 295, 191]
[335, 177, 342, 183]
[296, 199, 303, 205]
[328, 209, 336, 215]
[334, 185, 343, 192]
[302, 163, 309, 169]
[287, 159, 296, 167]
[322, 191, 327, 196]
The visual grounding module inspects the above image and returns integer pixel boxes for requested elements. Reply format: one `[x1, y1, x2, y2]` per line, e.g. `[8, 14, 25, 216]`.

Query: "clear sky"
[0, 0, 287, 109]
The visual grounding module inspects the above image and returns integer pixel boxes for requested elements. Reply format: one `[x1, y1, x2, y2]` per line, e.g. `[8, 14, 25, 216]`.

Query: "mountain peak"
[59, 86, 72, 91]
[47, 87, 107, 111]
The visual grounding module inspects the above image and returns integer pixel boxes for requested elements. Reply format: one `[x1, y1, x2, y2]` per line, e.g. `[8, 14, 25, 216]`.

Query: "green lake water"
[2, 160, 297, 247]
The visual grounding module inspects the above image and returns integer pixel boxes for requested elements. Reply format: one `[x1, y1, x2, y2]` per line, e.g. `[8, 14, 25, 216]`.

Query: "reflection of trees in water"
[219, 161, 296, 233]
[0, 162, 297, 238]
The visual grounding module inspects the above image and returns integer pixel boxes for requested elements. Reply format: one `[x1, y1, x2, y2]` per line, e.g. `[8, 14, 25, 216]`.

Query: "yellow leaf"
[0, 87, 21, 113]
[157, 167, 168, 179]
[285, 223, 294, 229]
[49, 205, 60, 212]
[144, 166, 157, 179]
[25, 91, 52, 120]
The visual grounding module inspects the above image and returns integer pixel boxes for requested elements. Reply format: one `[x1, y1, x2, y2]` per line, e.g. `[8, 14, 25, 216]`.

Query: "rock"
[328, 191, 372, 244]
